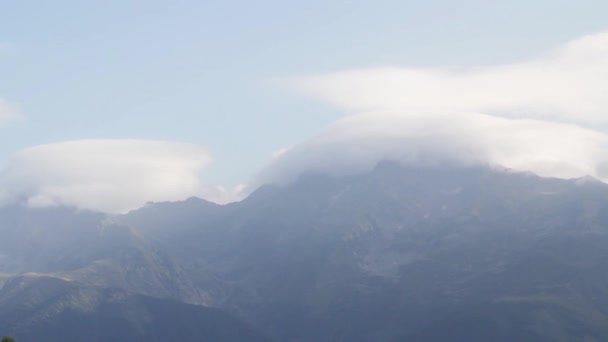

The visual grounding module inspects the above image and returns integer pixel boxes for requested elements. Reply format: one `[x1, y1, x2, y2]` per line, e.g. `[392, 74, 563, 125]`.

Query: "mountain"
[145, 162, 608, 341]
[0, 204, 208, 305]
[0, 274, 269, 342]
[4, 161, 608, 341]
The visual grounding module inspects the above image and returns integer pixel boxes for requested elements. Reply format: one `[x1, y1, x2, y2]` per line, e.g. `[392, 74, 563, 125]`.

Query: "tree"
[1, 337, 15, 342]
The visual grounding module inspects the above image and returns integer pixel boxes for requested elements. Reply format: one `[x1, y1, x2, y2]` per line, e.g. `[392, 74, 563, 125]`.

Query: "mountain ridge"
[3, 162, 608, 340]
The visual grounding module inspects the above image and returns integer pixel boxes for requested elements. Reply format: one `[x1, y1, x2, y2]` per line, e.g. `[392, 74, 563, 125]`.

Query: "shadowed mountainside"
[0, 274, 269, 342]
[4, 162, 608, 340]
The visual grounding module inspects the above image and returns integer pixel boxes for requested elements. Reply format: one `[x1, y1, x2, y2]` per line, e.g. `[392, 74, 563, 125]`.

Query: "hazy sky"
[1, 1, 608, 212]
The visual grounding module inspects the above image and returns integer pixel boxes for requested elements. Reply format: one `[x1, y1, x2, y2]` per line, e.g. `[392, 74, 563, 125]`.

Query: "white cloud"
[0, 139, 224, 213]
[254, 32, 608, 187]
[271, 147, 291, 160]
[256, 111, 608, 185]
[294, 32, 608, 126]
[204, 184, 248, 204]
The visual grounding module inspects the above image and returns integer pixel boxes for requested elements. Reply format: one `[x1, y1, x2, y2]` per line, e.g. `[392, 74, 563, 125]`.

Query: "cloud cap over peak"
[255, 32, 608, 188]
[256, 111, 608, 185]
[0, 139, 221, 213]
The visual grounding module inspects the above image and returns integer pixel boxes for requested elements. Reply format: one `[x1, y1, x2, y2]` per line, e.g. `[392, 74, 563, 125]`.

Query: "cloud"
[254, 32, 608, 187]
[271, 147, 291, 160]
[294, 32, 608, 126]
[0, 139, 229, 213]
[256, 111, 608, 185]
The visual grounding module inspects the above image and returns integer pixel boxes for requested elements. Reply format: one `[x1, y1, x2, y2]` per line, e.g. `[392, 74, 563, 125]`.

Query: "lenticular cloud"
[256, 111, 608, 185]
[0, 140, 216, 213]
[294, 32, 608, 125]
[258, 32, 608, 186]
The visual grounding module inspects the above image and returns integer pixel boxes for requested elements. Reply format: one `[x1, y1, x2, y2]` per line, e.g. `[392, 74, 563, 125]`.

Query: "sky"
[1, 0, 608, 212]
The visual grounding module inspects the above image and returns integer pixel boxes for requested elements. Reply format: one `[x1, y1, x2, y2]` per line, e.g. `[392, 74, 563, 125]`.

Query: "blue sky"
[2, 0, 607, 190]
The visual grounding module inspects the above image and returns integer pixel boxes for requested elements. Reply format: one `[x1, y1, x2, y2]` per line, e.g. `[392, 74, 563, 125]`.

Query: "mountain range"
[2, 161, 608, 341]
